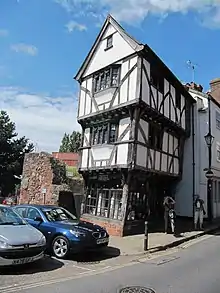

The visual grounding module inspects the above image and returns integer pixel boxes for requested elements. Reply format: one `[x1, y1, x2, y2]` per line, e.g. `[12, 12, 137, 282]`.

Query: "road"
[1, 231, 220, 293]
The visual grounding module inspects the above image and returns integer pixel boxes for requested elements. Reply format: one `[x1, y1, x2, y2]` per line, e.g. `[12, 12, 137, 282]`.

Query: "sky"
[1, 0, 220, 152]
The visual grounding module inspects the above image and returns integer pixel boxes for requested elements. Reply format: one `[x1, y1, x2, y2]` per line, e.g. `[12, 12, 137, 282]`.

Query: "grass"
[66, 166, 81, 178]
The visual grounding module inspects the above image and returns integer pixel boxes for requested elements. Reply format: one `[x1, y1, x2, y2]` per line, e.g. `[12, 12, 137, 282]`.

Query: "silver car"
[0, 204, 46, 266]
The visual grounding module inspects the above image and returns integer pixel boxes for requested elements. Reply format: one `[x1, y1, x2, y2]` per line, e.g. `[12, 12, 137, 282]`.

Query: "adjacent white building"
[175, 82, 220, 219]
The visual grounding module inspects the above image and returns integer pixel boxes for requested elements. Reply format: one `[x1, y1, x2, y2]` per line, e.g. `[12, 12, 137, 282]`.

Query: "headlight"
[37, 236, 46, 246]
[0, 239, 11, 249]
[70, 229, 86, 238]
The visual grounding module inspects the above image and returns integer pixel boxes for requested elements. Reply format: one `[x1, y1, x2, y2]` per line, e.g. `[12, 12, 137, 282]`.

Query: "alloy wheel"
[52, 236, 69, 259]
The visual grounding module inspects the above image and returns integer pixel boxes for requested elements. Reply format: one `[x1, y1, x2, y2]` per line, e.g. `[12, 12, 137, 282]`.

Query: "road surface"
[1, 231, 220, 293]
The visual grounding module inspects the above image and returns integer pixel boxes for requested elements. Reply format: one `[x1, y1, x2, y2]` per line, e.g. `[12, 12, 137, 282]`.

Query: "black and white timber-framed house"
[74, 14, 195, 236]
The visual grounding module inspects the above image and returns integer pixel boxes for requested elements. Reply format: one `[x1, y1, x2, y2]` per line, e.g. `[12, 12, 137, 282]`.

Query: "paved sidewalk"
[109, 221, 220, 256]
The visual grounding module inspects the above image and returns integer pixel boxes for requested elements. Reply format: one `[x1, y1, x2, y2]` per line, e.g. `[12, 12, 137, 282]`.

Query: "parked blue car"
[13, 205, 109, 259]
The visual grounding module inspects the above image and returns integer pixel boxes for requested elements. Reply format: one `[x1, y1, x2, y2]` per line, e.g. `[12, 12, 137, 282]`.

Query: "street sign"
[41, 188, 47, 194]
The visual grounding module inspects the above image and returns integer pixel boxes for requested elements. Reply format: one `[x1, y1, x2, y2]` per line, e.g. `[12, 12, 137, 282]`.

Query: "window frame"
[26, 207, 42, 220]
[216, 111, 220, 129]
[93, 65, 120, 94]
[84, 188, 123, 220]
[150, 64, 164, 94]
[148, 123, 164, 150]
[92, 123, 117, 146]
[216, 142, 220, 162]
[105, 35, 113, 50]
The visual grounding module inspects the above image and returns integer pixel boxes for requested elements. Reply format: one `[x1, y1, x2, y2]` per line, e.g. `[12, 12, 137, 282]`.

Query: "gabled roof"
[74, 14, 144, 81]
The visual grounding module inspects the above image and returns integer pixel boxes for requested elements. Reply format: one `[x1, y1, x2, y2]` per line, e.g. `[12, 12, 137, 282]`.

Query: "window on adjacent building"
[150, 65, 164, 93]
[218, 182, 220, 202]
[92, 123, 117, 145]
[216, 111, 220, 129]
[106, 35, 113, 49]
[93, 65, 120, 93]
[175, 90, 181, 110]
[148, 123, 163, 150]
[217, 142, 220, 162]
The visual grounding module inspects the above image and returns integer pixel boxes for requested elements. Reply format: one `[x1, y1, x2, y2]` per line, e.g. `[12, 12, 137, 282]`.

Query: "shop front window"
[84, 188, 123, 220]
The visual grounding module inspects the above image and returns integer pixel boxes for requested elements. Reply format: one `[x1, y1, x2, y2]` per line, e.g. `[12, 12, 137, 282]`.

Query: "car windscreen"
[42, 207, 77, 222]
[0, 206, 26, 225]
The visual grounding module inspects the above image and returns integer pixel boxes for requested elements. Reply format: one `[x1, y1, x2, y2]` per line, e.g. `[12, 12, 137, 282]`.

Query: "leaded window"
[92, 123, 117, 145]
[93, 66, 120, 93]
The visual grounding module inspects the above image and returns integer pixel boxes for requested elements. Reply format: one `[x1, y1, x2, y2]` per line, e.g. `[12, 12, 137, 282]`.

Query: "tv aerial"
[186, 60, 199, 83]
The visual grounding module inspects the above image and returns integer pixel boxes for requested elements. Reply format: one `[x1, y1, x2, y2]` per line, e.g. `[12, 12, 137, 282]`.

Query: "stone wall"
[19, 152, 84, 215]
[20, 152, 53, 205]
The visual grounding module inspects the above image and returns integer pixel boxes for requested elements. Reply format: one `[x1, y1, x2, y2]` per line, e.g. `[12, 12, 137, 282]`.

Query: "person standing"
[194, 195, 206, 230]
[163, 196, 176, 234]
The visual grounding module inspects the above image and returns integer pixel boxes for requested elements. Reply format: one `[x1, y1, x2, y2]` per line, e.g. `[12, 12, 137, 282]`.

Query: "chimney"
[183, 82, 203, 92]
[210, 78, 220, 102]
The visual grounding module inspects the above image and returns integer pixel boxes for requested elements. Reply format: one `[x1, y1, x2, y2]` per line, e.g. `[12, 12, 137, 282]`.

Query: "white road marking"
[72, 265, 94, 271]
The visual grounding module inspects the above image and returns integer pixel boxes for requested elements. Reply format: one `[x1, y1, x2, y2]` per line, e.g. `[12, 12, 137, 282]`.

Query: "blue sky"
[1, 0, 220, 152]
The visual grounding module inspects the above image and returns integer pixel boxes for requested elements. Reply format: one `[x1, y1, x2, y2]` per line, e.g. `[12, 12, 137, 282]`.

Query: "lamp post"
[204, 94, 214, 222]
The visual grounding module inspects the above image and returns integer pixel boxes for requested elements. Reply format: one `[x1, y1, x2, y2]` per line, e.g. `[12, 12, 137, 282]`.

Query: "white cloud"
[65, 20, 87, 32]
[0, 86, 80, 152]
[54, 0, 220, 27]
[10, 43, 38, 56]
[0, 29, 9, 37]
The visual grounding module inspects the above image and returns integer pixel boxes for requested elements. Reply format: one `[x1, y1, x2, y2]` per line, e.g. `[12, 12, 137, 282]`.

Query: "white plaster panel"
[170, 85, 176, 122]
[128, 56, 137, 101]
[117, 144, 128, 165]
[174, 158, 179, 174]
[155, 151, 160, 170]
[91, 145, 114, 160]
[95, 87, 115, 105]
[138, 119, 148, 143]
[118, 117, 130, 141]
[161, 153, 167, 172]
[151, 86, 157, 109]
[164, 96, 169, 118]
[102, 24, 117, 39]
[79, 83, 86, 117]
[142, 59, 150, 104]
[158, 92, 163, 112]
[83, 29, 135, 77]
[169, 134, 174, 154]
[136, 145, 147, 167]
[81, 149, 88, 168]
[162, 132, 168, 153]
[120, 60, 129, 104]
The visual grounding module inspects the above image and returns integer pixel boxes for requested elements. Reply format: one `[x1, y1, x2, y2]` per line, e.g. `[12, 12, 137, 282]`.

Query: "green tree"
[0, 110, 34, 196]
[59, 133, 70, 152]
[59, 131, 81, 153]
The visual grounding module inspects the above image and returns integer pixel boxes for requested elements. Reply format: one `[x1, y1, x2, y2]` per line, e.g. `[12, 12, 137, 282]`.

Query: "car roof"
[15, 204, 58, 209]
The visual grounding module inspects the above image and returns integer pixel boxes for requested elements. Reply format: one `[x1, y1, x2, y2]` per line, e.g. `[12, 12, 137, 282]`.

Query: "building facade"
[75, 15, 194, 236]
[52, 152, 79, 167]
[175, 82, 220, 219]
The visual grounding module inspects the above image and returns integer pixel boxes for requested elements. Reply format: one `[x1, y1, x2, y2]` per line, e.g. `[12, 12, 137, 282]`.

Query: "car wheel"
[52, 236, 70, 259]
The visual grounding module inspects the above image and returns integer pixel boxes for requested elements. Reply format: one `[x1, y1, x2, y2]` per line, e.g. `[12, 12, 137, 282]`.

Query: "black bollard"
[144, 220, 148, 251]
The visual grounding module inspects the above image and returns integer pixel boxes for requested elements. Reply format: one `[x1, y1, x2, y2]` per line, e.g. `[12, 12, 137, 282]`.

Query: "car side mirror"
[34, 216, 43, 222]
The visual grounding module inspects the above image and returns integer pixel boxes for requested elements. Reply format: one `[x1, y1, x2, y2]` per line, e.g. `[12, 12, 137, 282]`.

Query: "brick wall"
[80, 214, 124, 236]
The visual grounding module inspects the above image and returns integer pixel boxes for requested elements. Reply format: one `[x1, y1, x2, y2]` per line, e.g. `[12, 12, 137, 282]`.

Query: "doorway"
[58, 191, 76, 216]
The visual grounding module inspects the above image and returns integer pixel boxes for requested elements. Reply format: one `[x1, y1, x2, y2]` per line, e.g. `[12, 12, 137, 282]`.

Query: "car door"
[25, 207, 54, 244]
[25, 207, 42, 227]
